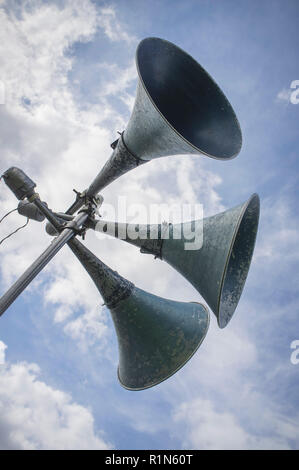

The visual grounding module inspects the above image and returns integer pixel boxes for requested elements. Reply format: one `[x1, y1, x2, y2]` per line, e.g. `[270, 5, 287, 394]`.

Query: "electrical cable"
[0, 178, 31, 245]
[0, 217, 29, 246]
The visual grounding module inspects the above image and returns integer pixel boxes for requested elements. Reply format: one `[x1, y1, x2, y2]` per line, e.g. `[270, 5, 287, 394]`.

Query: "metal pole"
[0, 212, 88, 316]
[33, 197, 63, 231]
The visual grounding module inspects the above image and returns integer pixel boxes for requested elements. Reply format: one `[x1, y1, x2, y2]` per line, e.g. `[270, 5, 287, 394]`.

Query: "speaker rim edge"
[135, 36, 243, 161]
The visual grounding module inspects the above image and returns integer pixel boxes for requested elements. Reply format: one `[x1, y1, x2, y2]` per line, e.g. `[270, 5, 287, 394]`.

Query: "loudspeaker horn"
[93, 193, 260, 328]
[68, 238, 209, 390]
[85, 37, 242, 198]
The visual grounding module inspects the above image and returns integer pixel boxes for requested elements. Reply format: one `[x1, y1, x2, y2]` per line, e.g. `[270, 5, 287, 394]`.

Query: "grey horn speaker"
[68, 238, 210, 390]
[86, 37, 242, 196]
[93, 194, 260, 329]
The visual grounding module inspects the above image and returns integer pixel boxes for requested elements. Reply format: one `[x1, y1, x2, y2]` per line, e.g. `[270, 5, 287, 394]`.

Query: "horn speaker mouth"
[136, 37, 242, 160]
[218, 193, 260, 328]
[117, 302, 210, 391]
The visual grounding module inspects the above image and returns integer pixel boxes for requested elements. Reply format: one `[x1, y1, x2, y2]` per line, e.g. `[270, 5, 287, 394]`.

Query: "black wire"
[0, 196, 31, 246]
[0, 217, 29, 246]
[0, 207, 18, 223]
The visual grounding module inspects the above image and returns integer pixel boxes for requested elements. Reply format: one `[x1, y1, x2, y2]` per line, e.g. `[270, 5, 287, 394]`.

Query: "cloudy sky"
[0, 0, 298, 450]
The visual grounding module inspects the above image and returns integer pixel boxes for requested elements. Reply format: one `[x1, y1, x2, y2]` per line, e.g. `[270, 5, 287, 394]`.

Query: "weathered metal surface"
[93, 194, 260, 329]
[18, 200, 45, 222]
[86, 133, 146, 197]
[217, 194, 260, 328]
[33, 198, 63, 231]
[161, 194, 260, 328]
[2, 167, 36, 200]
[68, 238, 134, 309]
[124, 37, 242, 161]
[114, 290, 209, 390]
[68, 238, 210, 390]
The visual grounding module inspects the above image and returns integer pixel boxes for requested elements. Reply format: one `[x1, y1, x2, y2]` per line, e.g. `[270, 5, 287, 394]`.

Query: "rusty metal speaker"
[93, 194, 260, 329]
[85, 37, 242, 197]
[68, 238, 210, 390]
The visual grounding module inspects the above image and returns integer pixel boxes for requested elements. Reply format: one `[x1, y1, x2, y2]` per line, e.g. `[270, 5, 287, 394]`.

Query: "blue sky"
[0, 0, 298, 449]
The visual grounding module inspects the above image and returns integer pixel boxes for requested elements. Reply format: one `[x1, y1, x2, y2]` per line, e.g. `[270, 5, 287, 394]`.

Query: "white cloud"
[97, 7, 137, 44]
[0, 0, 98, 110]
[0, 341, 112, 450]
[275, 88, 292, 104]
[173, 397, 298, 450]
[253, 196, 299, 265]
[63, 306, 107, 348]
[175, 157, 224, 215]
[98, 62, 137, 98]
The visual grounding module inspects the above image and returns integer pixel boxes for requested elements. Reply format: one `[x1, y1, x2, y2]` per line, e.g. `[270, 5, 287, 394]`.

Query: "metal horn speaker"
[94, 194, 260, 329]
[68, 238, 209, 390]
[85, 37, 242, 197]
